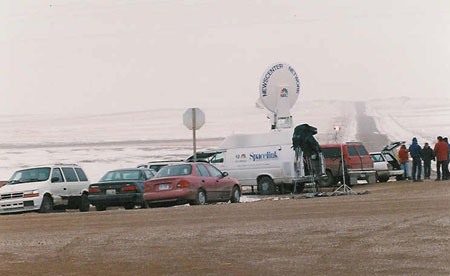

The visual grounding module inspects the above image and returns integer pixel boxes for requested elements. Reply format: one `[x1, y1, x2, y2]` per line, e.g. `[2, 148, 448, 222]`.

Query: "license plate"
[106, 189, 116, 195]
[159, 184, 169, 190]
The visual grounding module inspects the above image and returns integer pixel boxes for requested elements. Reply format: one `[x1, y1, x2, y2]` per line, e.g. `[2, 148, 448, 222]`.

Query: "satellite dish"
[258, 62, 300, 129]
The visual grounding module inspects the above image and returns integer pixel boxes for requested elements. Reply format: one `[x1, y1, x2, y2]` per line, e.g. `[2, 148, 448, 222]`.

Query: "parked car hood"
[0, 182, 45, 193]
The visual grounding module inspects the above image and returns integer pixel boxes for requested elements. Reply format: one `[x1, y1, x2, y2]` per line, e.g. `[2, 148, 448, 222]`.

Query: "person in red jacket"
[398, 144, 410, 180]
[433, 136, 449, 181]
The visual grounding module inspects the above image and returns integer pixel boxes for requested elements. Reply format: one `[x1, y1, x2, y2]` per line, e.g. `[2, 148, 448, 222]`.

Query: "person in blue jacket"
[409, 137, 423, 182]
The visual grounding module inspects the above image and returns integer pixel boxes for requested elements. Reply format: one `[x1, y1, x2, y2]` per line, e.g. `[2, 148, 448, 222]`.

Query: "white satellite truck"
[187, 62, 325, 194]
[187, 130, 300, 194]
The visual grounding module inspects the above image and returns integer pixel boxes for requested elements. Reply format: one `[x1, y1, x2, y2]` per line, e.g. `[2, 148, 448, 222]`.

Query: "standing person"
[422, 142, 434, 180]
[444, 137, 450, 180]
[409, 137, 423, 182]
[398, 144, 410, 180]
[433, 136, 449, 181]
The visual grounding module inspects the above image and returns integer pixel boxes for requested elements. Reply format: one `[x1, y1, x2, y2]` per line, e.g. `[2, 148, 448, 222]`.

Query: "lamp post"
[333, 126, 353, 194]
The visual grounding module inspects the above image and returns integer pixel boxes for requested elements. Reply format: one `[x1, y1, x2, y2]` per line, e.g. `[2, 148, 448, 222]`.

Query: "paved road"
[1, 180, 450, 276]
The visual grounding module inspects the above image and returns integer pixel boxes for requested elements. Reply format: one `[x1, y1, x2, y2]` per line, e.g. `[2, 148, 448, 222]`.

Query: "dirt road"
[1, 180, 450, 275]
[355, 102, 391, 152]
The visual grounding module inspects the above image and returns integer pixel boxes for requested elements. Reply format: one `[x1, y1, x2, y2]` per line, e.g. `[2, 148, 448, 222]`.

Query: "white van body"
[188, 129, 302, 194]
[216, 130, 296, 186]
[0, 164, 90, 214]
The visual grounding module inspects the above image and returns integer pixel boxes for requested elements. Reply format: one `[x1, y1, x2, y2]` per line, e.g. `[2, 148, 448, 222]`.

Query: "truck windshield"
[8, 167, 51, 184]
[155, 165, 192, 178]
[100, 170, 143, 182]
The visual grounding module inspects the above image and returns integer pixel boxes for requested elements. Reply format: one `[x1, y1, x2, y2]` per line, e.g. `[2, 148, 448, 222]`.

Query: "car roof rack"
[345, 142, 363, 145]
[53, 163, 79, 166]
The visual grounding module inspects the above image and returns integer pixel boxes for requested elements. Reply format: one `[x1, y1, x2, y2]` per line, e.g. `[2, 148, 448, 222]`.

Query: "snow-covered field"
[366, 97, 450, 145]
[1, 97, 447, 181]
[0, 100, 356, 181]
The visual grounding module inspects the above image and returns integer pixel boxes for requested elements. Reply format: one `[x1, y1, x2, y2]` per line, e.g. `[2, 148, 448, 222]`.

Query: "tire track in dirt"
[355, 101, 390, 152]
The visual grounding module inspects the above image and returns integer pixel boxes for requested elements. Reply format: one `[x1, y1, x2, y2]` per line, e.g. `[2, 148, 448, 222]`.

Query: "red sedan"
[143, 162, 241, 206]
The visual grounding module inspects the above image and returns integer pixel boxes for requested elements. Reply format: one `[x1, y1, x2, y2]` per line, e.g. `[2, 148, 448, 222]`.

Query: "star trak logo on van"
[280, 88, 288, 98]
[249, 151, 279, 161]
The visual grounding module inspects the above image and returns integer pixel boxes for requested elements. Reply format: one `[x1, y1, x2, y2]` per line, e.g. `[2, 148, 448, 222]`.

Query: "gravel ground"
[1, 180, 450, 276]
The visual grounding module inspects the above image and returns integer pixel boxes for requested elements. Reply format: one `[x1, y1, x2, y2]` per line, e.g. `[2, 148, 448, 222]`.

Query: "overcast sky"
[1, 0, 449, 115]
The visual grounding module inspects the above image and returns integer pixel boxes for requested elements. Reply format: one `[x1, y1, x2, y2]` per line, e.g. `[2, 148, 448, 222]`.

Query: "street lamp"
[333, 125, 354, 194]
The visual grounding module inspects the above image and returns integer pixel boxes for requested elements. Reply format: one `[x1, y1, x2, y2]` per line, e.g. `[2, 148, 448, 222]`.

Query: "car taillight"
[89, 187, 100, 193]
[177, 180, 190, 188]
[121, 185, 138, 192]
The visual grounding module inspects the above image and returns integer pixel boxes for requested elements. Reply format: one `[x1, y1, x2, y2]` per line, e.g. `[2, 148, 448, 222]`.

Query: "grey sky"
[1, 0, 449, 115]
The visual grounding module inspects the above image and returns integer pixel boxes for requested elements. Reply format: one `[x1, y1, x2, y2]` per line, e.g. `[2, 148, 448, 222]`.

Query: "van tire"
[79, 193, 90, 212]
[39, 195, 53, 213]
[258, 176, 275, 195]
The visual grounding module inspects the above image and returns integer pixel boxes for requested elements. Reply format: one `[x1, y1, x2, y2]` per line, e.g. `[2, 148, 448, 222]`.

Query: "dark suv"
[320, 143, 376, 186]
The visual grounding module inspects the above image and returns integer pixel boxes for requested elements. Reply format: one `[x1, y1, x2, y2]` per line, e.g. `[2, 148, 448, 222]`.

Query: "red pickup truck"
[320, 142, 376, 186]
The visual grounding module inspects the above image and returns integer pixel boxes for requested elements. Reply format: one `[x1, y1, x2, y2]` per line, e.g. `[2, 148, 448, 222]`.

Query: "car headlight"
[23, 190, 40, 198]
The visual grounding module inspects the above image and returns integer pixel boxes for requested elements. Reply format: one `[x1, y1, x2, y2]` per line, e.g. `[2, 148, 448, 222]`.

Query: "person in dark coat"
[434, 136, 449, 181]
[422, 142, 434, 180]
[409, 137, 422, 182]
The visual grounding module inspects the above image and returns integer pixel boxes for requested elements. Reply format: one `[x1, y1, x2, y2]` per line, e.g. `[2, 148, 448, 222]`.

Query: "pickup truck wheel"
[95, 205, 106, 211]
[124, 203, 135, 210]
[191, 189, 206, 205]
[39, 195, 53, 213]
[320, 170, 335, 187]
[230, 185, 240, 203]
[79, 193, 90, 212]
[258, 176, 275, 195]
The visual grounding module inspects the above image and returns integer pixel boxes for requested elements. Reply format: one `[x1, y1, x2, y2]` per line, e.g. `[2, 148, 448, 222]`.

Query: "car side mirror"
[51, 177, 60, 183]
[222, 172, 229, 177]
